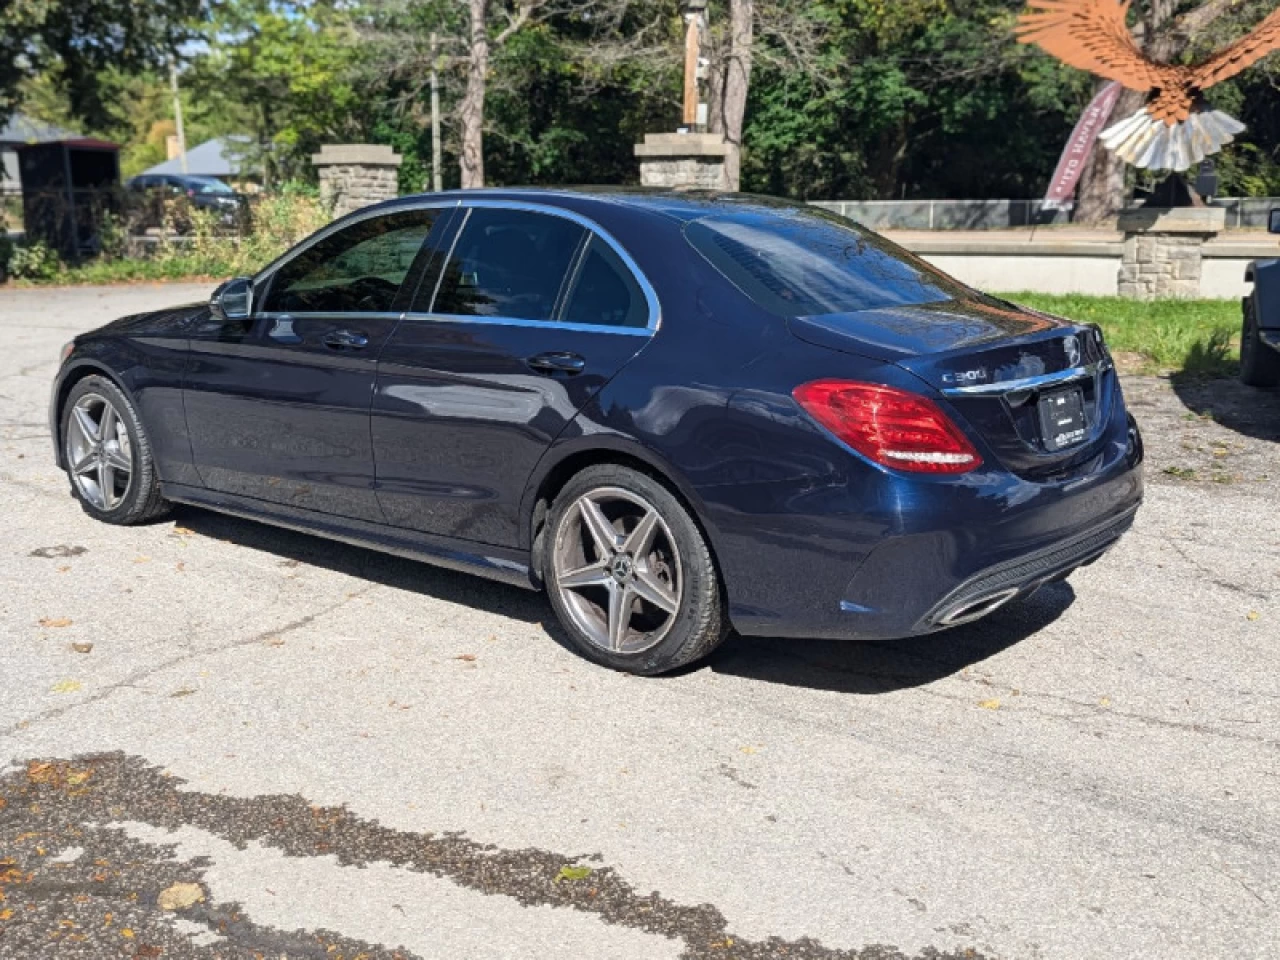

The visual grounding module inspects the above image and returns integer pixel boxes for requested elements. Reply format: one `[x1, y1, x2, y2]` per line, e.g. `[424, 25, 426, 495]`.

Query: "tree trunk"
[1074, 82, 1141, 224]
[720, 0, 752, 192]
[460, 0, 488, 190]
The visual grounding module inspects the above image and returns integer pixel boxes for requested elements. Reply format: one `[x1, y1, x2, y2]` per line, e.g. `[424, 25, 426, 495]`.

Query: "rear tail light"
[792, 379, 982, 474]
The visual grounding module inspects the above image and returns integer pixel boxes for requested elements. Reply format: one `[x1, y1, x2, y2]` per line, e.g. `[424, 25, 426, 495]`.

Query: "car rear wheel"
[543, 465, 728, 675]
[62, 375, 170, 525]
[1240, 294, 1280, 387]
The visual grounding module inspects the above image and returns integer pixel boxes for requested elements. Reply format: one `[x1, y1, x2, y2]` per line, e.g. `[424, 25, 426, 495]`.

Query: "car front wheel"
[543, 464, 728, 675]
[62, 375, 170, 525]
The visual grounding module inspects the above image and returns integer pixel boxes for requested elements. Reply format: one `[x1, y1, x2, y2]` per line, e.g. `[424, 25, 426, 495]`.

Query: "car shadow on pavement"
[706, 581, 1074, 694]
[172, 506, 555, 628]
[1170, 373, 1280, 444]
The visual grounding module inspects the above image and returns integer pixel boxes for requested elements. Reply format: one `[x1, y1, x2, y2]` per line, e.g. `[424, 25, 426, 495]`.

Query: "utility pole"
[430, 32, 443, 192]
[681, 13, 700, 129]
[169, 56, 188, 175]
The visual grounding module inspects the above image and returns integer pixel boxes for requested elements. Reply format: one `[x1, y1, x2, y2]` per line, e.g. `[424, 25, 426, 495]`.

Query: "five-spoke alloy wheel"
[66, 393, 134, 511]
[61, 375, 169, 525]
[544, 465, 727, 675]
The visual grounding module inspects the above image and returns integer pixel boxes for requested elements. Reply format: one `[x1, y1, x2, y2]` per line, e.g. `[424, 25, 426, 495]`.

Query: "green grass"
[999, 292, 1241, 378]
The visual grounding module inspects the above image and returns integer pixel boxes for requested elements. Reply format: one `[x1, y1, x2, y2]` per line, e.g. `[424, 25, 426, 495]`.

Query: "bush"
[0, 235, 12, 282]
[8, 241, 61, 282]
[5, 187, 331, 286]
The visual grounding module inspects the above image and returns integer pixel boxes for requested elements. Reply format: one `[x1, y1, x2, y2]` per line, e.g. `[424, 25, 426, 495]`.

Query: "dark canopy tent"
[18, 138, 121, 261]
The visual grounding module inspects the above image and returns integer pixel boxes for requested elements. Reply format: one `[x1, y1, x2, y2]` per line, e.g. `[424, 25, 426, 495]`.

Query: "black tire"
[542, 464, 728, 675]
[1240, 294, 1280, 388]
[61, 374, 170, 525]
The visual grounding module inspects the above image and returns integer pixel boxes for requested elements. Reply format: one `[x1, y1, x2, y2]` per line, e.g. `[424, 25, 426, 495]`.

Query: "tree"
[188, 0, 362, 183]
[0, 0, 205, 129]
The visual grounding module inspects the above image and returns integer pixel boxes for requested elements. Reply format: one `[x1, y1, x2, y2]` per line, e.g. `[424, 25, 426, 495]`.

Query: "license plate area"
[1037, 386, 1088, 451]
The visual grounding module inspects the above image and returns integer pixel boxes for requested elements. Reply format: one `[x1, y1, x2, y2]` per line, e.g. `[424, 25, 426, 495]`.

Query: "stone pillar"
[311, 144, 403, 219]
[1117, 206, 1226, 300]
[634, 133, 728, 191]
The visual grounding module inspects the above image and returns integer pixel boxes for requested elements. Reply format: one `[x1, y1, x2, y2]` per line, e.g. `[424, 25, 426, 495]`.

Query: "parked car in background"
[49, 189, 1143, 675]
[1240, 208, 1280, 388]
[124, 174, 249, 233]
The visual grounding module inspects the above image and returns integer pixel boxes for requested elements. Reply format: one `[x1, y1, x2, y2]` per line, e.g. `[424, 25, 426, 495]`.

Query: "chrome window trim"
[250, 196, 662, 336]
[408, 313, 653, 336]
[413, 198, 662, 335]
[255, 311, 403, 322]
[940, 360, 1113, 397]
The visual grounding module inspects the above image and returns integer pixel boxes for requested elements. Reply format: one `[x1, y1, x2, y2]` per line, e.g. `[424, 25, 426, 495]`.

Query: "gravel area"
[1, 284, 1277, 960]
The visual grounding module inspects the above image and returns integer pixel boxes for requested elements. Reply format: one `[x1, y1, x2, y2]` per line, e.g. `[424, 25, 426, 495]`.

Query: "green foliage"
[9, 189, 329, 285]
[0, 0, 206, 130]
[8, 241, 62, 281]
[186, 0, 361, 183]
[1002, 292, 1241, 377]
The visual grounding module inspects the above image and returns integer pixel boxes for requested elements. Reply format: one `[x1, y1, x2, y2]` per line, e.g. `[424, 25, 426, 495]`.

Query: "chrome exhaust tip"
[937, 587, 1021, 627]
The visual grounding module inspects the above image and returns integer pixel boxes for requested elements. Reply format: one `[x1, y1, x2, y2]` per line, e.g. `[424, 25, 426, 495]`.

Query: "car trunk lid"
[788, 297, 1117, 481]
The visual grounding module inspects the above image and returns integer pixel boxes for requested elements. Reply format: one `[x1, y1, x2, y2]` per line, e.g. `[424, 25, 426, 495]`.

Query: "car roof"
[376, 187, 807, 225]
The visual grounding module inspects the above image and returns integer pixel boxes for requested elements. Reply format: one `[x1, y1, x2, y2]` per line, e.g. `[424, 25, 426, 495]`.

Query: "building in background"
[142, 136, 258, 191]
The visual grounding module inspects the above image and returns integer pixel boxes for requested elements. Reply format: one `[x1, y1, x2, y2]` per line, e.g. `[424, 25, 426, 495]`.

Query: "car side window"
[262, 209, 439, 314]
[561, 235, 649, 329]
[426, 207, 585, 322]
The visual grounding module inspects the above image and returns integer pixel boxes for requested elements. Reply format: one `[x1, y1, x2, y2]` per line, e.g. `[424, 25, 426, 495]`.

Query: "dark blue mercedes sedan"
[50, 189, 1143, 674]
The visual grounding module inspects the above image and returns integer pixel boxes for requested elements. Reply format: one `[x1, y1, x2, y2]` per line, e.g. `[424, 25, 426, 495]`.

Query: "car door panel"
[371, 203, 658, 548]
[184, 313, 399, 522]
[183, 207, 448, 523]
[373, 321, 650, 544]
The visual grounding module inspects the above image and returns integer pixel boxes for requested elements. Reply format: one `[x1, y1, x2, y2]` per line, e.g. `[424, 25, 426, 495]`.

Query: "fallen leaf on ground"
[264, 636, 285, 647]
[171, 526, 195, 537]
[169, 688, 196, 698]
[454, 654, 477, 662]
[1099, 696, 1112, 708]
[39, 617, 73, 629]
[1246, 611, 1260, 621]
[132, 556, 151, 564]
[71, 643, 93, 654]
[157, 882, 204, 911]
[978, 698, 1001, 710]
[556, 865, 592, 883]
[50, 680, 82, 694]
[120, 928, 134, 939]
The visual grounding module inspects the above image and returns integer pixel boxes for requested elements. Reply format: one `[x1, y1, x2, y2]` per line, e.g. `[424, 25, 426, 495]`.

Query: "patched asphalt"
[2, 284, 1278, 960]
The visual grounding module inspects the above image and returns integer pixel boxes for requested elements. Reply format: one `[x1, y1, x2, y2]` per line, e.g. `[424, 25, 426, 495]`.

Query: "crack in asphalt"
[0, 586, 379, 742]
[0, 754, 992, 960]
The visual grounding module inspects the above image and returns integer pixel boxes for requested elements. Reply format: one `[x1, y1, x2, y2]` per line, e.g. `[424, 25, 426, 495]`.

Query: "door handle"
[323, 329, 369, 350]
[526, 351, 586, 376]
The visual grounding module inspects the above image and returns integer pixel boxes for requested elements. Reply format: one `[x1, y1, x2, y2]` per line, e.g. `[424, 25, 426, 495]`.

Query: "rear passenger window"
[428, 208, 585, 322]
[561, 236, 648, 329]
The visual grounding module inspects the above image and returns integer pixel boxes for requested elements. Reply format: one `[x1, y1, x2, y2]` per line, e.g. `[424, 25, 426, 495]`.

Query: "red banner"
[1042, 81, 1123, 211]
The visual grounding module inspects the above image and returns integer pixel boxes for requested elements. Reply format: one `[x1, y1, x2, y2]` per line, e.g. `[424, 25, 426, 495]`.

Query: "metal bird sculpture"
[1017, 0, 1280, 171]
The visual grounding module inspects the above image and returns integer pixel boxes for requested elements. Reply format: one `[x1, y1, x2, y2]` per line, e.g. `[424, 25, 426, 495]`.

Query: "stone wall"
[634, 133, 728, 191]
[1116, 207, 1226, 300]
[311, 144, 403, 219]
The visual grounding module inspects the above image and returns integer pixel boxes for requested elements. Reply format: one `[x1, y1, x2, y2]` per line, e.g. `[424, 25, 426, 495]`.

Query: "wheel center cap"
[610, 555, 634, 582]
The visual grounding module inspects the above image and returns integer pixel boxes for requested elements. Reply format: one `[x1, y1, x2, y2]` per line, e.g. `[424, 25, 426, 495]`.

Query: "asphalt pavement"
[1, 283, 1278, 960]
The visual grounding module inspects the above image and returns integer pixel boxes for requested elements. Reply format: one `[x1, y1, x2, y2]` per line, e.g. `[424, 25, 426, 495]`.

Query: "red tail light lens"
[792, 379, 982, 474]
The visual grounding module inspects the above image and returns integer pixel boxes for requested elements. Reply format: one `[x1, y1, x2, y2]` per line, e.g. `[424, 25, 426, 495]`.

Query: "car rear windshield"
[684, 206, 970, 317]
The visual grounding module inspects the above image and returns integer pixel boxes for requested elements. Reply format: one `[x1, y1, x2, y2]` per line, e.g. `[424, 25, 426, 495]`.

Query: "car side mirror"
[1269, 208, 1280, 235]
[210, 277, 253, 323]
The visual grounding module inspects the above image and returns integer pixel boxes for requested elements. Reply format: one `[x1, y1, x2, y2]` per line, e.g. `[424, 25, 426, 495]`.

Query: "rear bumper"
[715, 410, 1143, 641]
[918, 505, 1136, 630]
